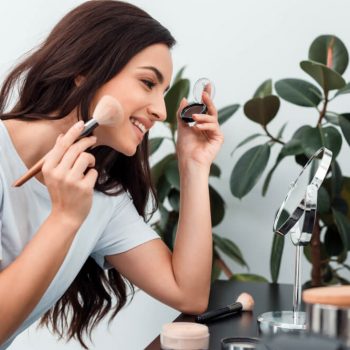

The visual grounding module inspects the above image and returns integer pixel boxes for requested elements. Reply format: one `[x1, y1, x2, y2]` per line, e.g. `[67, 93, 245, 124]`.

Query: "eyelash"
[142, 79, 156, 90]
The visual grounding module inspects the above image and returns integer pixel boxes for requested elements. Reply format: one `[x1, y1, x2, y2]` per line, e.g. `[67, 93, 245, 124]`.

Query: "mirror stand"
[257, 148, 332, 336]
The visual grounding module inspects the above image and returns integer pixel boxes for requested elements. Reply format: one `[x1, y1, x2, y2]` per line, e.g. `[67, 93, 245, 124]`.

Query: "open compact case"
[180, 78, 215, 126]
[258, 147, 333, 334]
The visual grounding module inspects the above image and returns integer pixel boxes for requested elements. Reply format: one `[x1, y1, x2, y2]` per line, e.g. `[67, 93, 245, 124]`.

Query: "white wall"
[1, 0, 350, 349]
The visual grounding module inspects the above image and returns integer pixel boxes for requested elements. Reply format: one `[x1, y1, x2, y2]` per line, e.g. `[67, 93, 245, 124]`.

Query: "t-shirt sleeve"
[90, 192, 160, 269]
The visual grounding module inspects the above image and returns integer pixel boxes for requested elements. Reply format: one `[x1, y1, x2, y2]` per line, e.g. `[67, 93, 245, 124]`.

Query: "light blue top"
[0, 120, 159, 349]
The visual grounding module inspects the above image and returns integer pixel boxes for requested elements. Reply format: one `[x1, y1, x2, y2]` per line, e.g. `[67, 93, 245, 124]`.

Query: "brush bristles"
[236, 292, 255, 311]
[92, 95, 123, 126]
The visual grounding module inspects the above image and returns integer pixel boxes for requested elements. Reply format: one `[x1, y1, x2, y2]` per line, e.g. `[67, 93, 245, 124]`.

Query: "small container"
[160, 322, 209, 350]
[303, 285, 350, 347]
[221, 337, 259, 350]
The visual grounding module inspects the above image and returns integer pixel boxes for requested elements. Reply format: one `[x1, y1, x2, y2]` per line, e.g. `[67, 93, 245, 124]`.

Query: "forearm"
[0, 213, 81, 344]
[172, 161, 212, 308]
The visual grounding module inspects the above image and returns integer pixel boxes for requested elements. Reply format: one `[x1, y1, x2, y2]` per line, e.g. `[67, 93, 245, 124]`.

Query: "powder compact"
[181, 78, 215, 125]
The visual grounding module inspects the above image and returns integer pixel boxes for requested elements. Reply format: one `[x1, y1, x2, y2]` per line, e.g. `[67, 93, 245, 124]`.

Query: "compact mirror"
[181, 78, 216, 125]
[258, 147, 333, 335]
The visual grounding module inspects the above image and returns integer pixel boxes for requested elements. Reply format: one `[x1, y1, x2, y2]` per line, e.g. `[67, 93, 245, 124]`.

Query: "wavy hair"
[0, 1, 175, 348]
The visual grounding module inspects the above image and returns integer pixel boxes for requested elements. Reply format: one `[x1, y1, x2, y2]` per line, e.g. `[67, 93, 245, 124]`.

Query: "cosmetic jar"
[221, 337, 259, 350]
[160, 322, 209, 350]
[303, 286, 350, 347]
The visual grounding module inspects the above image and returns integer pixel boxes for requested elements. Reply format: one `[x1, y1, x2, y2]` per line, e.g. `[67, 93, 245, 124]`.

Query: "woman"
[0, 1, 223, 348]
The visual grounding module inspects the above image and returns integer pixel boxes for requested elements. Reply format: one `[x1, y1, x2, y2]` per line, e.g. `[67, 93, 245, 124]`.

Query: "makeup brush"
[195, 292, 255, 324]
[12, 95, 123, 187]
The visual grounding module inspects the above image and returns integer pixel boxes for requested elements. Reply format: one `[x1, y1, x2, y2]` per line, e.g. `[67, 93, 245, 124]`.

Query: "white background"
[1, 0, 350, 349]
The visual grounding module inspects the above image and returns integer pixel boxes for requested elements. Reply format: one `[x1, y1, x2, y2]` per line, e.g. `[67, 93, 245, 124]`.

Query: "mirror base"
[257, 311, 306, 336]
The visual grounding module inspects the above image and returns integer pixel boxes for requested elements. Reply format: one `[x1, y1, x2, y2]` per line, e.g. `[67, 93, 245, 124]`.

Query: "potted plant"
[230, 35, 350, 286]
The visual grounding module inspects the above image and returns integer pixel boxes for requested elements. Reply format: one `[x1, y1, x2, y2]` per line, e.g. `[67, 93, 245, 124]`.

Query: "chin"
[115, 145, 137, 157]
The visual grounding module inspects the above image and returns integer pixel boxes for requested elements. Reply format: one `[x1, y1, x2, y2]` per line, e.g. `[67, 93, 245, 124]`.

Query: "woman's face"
[91, 43, 173, 156]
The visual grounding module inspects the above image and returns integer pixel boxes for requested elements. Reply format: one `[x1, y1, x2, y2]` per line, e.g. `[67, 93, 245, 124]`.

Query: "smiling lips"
[130, 116, 147, 141]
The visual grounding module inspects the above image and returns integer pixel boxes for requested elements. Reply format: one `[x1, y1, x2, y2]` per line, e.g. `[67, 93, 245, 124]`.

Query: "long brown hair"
[0, 1, 175, 348]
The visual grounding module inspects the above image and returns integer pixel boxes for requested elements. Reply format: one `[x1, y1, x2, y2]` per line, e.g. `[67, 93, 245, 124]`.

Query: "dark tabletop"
[145, 280, 295, 350]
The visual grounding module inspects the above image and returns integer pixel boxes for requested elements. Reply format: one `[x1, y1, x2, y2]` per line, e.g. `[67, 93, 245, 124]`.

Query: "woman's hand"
[176, 91, 224, 172]
[42, 121, 98, 226]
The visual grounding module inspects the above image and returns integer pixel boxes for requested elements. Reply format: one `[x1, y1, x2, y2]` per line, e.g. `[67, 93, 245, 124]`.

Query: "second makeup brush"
[195, 292, 255, 323]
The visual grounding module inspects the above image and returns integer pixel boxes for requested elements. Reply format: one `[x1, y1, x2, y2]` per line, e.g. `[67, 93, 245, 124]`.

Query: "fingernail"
[75, 120, 84, 129]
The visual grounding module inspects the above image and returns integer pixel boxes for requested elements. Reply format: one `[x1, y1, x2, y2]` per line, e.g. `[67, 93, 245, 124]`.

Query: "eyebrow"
[138, 66, 170, 92]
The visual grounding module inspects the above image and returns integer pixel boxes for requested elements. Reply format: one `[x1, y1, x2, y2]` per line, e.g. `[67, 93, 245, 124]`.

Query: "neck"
[3, 111, 78, 183]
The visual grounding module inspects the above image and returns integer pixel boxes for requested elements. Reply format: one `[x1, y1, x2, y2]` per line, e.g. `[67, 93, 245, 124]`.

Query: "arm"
[0, 214, 80, 344]
[0, 121, 98, 344]
[107, 92, 223, 314]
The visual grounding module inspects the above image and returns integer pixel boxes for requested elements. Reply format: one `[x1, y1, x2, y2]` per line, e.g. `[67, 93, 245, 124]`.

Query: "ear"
[74, 75, 86, 87]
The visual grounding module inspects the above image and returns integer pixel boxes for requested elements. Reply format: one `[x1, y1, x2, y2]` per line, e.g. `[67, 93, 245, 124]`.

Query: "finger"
[69, 152, 96, 180]
[192, 113, 218, 124]
[195, 122, 220, 131]
[44, 121, 85, 169]
[58, 136, 97, 171]
[176, 97, 189, 120]
[81, 168, 99, 189]
[201, 92, 217, 117]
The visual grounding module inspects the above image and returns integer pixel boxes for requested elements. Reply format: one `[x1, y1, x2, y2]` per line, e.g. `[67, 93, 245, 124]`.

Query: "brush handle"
[12, 120, 99, 187]
[195, 302, 242, 323]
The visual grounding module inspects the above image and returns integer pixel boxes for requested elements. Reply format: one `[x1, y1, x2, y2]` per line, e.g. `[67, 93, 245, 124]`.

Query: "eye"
[142, 79, 156, 90]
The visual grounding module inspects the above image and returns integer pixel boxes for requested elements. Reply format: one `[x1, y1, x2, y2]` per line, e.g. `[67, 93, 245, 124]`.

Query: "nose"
[147, 94, 167, 121]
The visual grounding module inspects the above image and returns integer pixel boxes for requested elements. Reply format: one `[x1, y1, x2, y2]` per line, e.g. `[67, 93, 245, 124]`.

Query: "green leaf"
[335, 82, 350, 97]
[300, 60, 346, 92]
[156, 175, 171, 202]
[298, 125, 342, 158]
[230, 144, 271, 199]
[164, 159, 180, 190]
[339, 113, 350, 147]
[333, 209, 350, 250]
[165, 79, 190, 129]
[149, 137, 163, 155]
[324, 225, 344, 257]
[262, 143, 301, 196]
[253, 79, 272, 98]
[243, 96, 280, 126]
[276, 122, 288, 140]
[168, 188, 180, 212]
[270, 234, 285, 283]
[218, 104, 240, 125]
[325, 112, 340, 125]
[210, 163, 221, 178]
[339, 177, 350, 220]
[280, 138, 304, 157]
[318, 186, 331, 214]
[231, 133, 264, 156]
[173, 66, 186, 84]
[210, 185, 225, 226]
[308, 35, 349, 75]
[275, 78, 322, 107]
[212, 233, 247, 267]
[231, 274, 268, 283]
[332, 209, 350, 262]
[151, 154, 175, 186]
[211, 252, 222, 282]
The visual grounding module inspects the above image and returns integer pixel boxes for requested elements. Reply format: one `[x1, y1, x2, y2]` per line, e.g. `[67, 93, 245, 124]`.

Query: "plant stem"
[215, 256, 233, 279]
[317, 91, 329, 127]
[263, 125, 285, 145]
[310, 217, 322, 287]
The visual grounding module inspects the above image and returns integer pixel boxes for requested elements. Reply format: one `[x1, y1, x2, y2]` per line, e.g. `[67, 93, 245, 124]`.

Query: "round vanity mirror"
[258, 147, 333, 335]
[273, 147, 333, 246]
